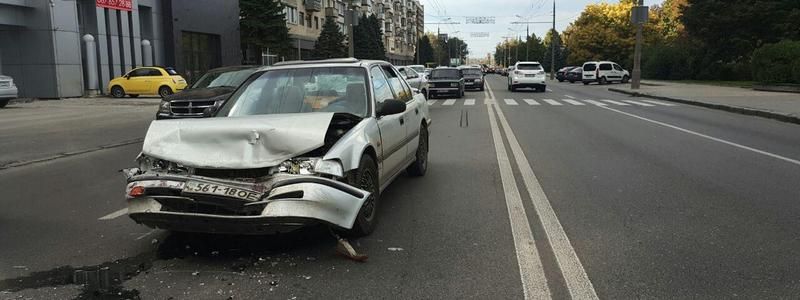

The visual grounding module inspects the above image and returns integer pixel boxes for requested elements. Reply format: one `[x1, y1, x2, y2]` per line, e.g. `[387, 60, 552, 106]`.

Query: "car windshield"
[462, 69, 482, 76]
[409, 66, 425, 73]
[517, 63, 542, 70]
[430, 69, 460, 79]
[191, 68, 257, 89]
[223, 67, 368, 117]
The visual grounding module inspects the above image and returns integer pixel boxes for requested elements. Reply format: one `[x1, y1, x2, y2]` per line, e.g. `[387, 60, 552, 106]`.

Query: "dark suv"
[156, 66, 258, 119]
[426, 67, 464, 98]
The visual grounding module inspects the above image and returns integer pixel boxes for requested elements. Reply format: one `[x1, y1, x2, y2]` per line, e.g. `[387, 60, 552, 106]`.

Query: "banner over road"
[96, 0, 132, 11]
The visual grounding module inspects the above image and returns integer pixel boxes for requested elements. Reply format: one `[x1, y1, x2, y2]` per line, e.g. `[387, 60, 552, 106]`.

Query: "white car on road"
[508, 62, 547, 92]
[582, 61, 630, 85]
[396, 66, 428, 96]
[124, 58, 431, 237]
[0, 75, 18, 108]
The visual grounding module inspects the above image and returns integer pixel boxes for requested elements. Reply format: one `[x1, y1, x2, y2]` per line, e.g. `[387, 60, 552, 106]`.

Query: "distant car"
[0, 74, 18, 108]
[396, 66, 428, 97]
[582, 61, 630, 85]
[508, 62, 547, 92]
[156, 66, 258, 120]
[109, 66, 188, 98]
[424, 68, 433, 76]
[565, 67, 583, 83]
[407, 65, 426, 76]
[459, 66, 485, 91]
[556, 66, 578, 82]
[426, 67, 464, 98]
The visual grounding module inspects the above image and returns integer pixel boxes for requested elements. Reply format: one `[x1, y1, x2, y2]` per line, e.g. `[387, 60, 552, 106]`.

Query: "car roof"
[260, 58, 390, 71]
[207, 65, 260, 73]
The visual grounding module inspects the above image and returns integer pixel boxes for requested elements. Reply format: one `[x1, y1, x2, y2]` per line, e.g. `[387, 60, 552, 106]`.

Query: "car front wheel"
[0, 99, 9, 108]
[407, 124, 429, 176]
[158, 86, 173, 98]
[110, 86, 125, 98]
[622, 75, 630, 83]
[347, 155, 380, 237]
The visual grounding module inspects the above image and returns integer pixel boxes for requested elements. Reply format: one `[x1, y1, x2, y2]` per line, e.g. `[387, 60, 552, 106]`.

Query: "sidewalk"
[609, 80, 800, 124]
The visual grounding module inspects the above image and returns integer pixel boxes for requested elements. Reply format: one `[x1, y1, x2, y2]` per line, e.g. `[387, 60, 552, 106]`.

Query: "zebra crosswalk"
[427, 98, 679, 108]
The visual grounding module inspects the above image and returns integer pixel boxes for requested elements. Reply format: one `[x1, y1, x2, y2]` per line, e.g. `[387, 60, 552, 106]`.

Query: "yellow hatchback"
[108, 67, 187, 98]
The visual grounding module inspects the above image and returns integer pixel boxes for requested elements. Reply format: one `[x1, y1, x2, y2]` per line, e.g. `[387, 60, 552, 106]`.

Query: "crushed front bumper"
[124, 172, 369, 235]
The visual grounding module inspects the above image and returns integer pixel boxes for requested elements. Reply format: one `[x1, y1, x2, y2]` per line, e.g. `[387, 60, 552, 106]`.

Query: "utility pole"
[550, 0, 556, 80]
[631, 0, 647, 89]
[511, 18, 550, 62]
[345, 0, 357, 58]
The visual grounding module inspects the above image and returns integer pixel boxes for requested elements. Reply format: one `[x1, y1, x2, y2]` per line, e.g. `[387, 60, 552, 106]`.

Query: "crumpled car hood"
[142, 113, 335, 169]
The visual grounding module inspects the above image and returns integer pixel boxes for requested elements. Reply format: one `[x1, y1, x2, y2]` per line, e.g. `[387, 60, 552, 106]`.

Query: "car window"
[404, 68, 419, 78]
[599, 63, 613, 71]
[516, 63, 542, 70]
[462, 68, 482, 76]
[381, 65, 412, 102]
[409, 66, 425, 74]
[583, 64, 597, 71]
[613, 64, 623, 71]
[164, 68, 179, 75]
[370, 66, 394, 105]
[146, 68, 163, 76]
[128, 69, 149, 77]
[223, 67, 369, 117]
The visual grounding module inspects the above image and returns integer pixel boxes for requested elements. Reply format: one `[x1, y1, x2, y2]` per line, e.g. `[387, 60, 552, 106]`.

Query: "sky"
[418, 0, 663, 60]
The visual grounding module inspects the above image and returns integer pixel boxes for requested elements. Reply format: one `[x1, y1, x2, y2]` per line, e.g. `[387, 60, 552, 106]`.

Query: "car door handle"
[415, 108, 419, 115]
[399, 117, 405, 125]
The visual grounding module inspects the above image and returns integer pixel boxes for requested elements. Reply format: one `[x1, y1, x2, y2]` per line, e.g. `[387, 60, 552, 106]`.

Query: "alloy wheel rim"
[359, 168, 377, 222]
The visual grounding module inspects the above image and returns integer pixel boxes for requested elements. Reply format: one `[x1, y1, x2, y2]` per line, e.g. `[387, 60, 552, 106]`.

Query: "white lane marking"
[427, 100, 437, 106]
[99, 208, 128, 220]
[135, 229, 158, 241]
[546, 88, 553, 92]
[486, 103, 552, 299]
[491, 92, 599, 299]
[622, 100, 655, 107]
[543, 99, 562, 106]
[505, 99, 519, 105]
[465, 99, 476, 106]
[562, 99, 586, 106]
[601, 106, 800, 166]
[641, 100, 677, 106]
[564, 95, 576, 99]
[583, 100, 608, 106]
[601, 99, 630, 106]
[443, 99, 456, 106]
[524, 99, 540, 105]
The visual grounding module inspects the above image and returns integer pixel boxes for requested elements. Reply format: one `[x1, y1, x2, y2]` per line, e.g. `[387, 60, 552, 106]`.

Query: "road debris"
[332, 232, 368, 262]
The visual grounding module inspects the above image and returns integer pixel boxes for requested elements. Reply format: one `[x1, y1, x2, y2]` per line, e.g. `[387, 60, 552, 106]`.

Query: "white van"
[582, 61, 630, 85]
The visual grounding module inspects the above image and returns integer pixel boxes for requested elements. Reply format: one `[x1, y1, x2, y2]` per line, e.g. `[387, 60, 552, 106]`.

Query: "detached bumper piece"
[125, 173, 369, 235]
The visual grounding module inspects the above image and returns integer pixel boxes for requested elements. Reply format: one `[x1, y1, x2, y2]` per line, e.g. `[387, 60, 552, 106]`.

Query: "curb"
[0, 138, 144, 171]
[608, 88, 800, 125]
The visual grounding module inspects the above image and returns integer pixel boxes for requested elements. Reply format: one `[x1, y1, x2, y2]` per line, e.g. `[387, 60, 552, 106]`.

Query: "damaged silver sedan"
[124, 58, 431, 236]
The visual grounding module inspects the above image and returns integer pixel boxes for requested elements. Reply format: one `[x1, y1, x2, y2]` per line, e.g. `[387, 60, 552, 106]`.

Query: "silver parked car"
[124, 58, 432, 237]
[396, 66, 428, 96]
[0, 74, 18, 108]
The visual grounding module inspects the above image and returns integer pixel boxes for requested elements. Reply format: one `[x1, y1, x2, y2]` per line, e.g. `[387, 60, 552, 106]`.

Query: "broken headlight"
[276, 158, 343, 178]
[137, 155, 191, 175]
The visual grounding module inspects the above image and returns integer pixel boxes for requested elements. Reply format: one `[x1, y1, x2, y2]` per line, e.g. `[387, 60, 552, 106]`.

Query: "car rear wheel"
[347, 155, 379, 237]
[599, 77, 608, 85]
[158, 86, 173, 98]
[0, 99, 9, 108]
[407, 124, 429, 176]
[111, 86, 125, 98]
[569, 80, 575, 83]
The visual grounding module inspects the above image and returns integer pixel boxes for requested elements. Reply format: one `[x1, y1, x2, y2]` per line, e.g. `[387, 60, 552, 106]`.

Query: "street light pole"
[631, 0, 645, 89]
[550, 0, 556, 80]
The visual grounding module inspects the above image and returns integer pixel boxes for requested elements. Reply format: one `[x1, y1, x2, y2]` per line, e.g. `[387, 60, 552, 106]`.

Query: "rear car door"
[371, 66, 408, 181]
[143, 68, 164, 94]
[599, 63, 615, 80]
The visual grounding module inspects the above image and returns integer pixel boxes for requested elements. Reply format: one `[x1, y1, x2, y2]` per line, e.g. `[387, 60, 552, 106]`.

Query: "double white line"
[485, 84, 599, 300]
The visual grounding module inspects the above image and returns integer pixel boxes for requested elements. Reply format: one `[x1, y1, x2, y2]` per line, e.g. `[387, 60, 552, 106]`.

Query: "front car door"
[126, 68, 150, 93]
[381, 65, 422, 162]
[370, 66, 407, 182]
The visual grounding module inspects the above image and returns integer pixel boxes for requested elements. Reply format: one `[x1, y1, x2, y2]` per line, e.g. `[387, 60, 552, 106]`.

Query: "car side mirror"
[377, 99, 406, 117]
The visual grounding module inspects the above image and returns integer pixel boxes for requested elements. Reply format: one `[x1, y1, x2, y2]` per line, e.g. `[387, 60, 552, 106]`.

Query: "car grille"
[169, 99, 216, 116]
[432, 82, 454, 88]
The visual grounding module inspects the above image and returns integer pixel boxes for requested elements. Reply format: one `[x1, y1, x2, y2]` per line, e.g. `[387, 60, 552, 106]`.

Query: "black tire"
[110, 86, 125, 98]
[622, 75, 630, 83]
[458, 88, 464, 98]
[583, 81, 590, 85]
[129, 94, 139, 98]
[507, 83, 511, 91]
[407, 124, 429, 176]
[347, 155, 380, 237]
[158, 86, 173, 98]
[569, 80, 575, 84]
[510, 85, 516, 92]
[479, 85, 485, 91]
[558, 79, 564, 82]
[599, 77, 608, 85]
[0, 99, 9, 108]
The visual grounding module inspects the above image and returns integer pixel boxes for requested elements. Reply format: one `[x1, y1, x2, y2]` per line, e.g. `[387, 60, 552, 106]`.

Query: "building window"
[314, 16, 319, 29]
[307, 14, 312, 28]
[299, 12, 305, 26]
[284, 6, 299, 24]
[338, 22, 345, 34]
[337, 1, 346, 16]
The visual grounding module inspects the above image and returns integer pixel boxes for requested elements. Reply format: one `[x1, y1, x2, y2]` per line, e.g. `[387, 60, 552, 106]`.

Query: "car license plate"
[525, 74, 536, 77]
[183, 181, 261, 201]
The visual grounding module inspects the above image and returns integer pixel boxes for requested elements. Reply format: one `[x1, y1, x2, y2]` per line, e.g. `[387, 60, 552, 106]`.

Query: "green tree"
[240, 0, 292, 58]
[416, 35, 435, 65]
[354, 14, 386, 60]
[542, 29, 567, 70]
[444, 37, 469, 65]
[312, 17, 347, 59]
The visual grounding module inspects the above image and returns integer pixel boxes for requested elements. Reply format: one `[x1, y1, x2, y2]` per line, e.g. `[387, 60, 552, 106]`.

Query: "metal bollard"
[141, 40, 152, 66]
[82, 34, 99, 95]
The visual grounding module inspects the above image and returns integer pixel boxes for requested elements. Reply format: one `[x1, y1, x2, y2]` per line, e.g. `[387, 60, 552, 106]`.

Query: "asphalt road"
[1, 75, 799, 299]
